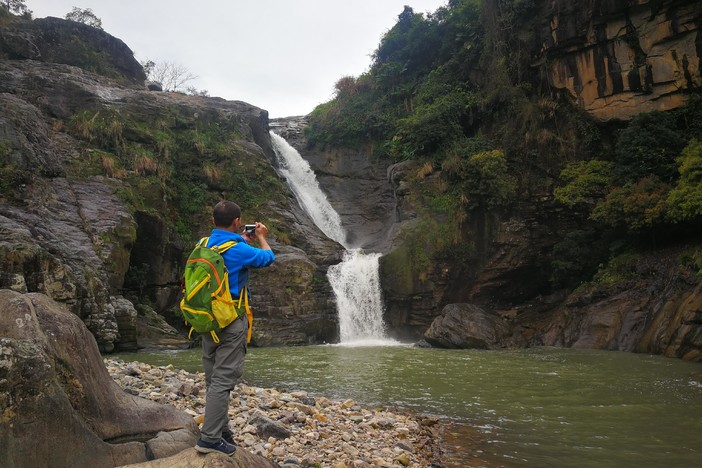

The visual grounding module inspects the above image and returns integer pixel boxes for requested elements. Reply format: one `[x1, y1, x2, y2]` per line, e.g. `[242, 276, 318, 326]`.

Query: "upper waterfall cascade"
[270, 131, 399, 346]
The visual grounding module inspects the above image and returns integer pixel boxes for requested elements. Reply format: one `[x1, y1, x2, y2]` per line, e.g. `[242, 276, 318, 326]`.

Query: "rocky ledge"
[106, 359, 442, 467]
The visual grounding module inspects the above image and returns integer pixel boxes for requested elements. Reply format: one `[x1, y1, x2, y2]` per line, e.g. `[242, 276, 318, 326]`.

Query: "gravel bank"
[105, 358, 443, 467]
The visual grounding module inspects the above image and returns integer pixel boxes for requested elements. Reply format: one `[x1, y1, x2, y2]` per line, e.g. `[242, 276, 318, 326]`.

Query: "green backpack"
[179, 237, 250, 343]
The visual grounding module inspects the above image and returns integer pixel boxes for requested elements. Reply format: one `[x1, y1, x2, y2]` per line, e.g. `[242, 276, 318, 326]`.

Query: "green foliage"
[680, 249, 702, 276]
[373, 6, 439, 77]
[590, 252, 641, 286]
[666, 139, 702, 222]
[0, 142, 28, 199]
[65, 7, 103, 29]
[554, 160, 616, 207]
[550, 229, 608, 288]
[444, 149, 516, 210]
[615, 111, 687, 183]
[301, 0, 700, 293]
[306, 74, 396, 149]
[394, 87, 479, 157]
[591, 177, 670, 230]
[69, 110, 125, 150]
[306, 0, 485, 154]
[66, 103, 284, 245]
[0, 163, 30, 199]
[0, 0, 31, 17]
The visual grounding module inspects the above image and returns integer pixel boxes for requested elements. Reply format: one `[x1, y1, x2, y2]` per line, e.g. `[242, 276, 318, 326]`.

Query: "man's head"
[213, 200, 241, 229]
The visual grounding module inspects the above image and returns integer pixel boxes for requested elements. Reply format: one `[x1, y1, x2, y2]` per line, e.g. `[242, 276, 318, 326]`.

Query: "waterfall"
[269, 132, 346, 245]
[270, 131, 398, 346]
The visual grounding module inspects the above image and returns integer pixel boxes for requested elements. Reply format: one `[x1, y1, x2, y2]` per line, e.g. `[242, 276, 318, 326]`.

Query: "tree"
[554, 160, 616, 207]
[1, 0, 31, 17]
[615, 110, 686, 183]
[666, 139, 702, 222]
[142, 60, 198, 92]
[459, 149, 517, 210]
[65, 7, 103, 30]
[591, 177, 670, 230]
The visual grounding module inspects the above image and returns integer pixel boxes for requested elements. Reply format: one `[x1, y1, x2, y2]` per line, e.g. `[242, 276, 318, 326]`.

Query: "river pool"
[116, 345, 702, 467]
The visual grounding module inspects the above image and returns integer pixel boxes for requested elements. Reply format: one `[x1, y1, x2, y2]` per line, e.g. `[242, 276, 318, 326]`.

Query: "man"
[195, 200, 275, 455]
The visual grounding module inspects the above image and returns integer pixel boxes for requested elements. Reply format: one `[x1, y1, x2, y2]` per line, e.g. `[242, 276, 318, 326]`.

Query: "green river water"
[118, 345, 702, 467]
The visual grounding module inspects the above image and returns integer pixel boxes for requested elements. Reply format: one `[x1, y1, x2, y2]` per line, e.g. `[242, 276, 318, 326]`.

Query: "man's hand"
[254, 222, 268, 239]
[253, 222, 271, 251]
[242, 222, 271, 250]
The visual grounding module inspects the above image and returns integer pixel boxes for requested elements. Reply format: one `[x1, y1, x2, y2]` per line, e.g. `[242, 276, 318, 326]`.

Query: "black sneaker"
[222, 430, 237, 446]
[195, 438, 237, 456]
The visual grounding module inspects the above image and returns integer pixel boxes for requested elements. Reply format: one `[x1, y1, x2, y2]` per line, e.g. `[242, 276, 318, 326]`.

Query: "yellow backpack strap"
[196, 237, 209, 248]
[237, 286, 253, 344]
[210, 330, 220, 344]
[213, 240, 237, 254]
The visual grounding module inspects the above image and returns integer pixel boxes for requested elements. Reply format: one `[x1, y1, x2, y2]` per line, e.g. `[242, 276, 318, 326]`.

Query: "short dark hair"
[213, 201, 241, 227]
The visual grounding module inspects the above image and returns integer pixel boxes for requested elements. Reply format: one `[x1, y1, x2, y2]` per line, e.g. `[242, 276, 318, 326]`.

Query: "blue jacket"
[205, 228, 275, 297]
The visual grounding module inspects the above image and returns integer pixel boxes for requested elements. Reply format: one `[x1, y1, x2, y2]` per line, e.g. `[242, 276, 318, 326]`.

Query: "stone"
[0, 20, 342, 350]
[424, 304, 510, 349]
[0, 16, 145, 83]
[340, 399, 356, 409]
[394, 453, 411, 466]
[120, 448, 278, 467]
[249, 412, 292, 440]
[0, 290, 197, 467]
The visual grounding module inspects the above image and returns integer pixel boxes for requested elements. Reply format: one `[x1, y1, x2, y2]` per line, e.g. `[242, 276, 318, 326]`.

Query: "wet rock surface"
[0, 290, 198, 468]
[424, 304, 510, 349]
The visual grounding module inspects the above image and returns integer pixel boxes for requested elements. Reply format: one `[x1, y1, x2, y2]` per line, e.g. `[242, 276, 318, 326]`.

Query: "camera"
[243, 224, 256, 236]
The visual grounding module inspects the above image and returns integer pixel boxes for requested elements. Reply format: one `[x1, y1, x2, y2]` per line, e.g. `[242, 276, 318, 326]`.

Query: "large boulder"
[423, 303, 510, 349]
[0, 290, 198, 467]
[0, 16, 145, 84]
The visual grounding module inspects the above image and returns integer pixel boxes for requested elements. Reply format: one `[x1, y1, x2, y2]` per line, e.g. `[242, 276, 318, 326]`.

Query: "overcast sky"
[27, 0, 447, 118]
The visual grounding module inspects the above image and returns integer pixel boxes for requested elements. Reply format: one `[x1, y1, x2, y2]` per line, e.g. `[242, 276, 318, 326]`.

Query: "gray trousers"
[200, 317, 247, 443]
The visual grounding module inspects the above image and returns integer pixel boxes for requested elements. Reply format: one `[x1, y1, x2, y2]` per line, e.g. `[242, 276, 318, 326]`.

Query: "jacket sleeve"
[236, 243, 275, 268]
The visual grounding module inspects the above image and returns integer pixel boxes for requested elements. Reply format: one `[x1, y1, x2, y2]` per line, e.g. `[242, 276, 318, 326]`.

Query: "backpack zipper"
[186, 273, 211, 301]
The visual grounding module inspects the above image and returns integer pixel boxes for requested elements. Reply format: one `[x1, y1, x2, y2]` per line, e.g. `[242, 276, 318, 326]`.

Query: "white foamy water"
[270, 131, 399, 346]
[270, 132, 346, 245]
[327, 250, 400, 344]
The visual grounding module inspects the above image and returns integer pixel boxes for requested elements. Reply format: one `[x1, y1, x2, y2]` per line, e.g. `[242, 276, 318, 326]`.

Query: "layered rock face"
[0, 290, 198, 467]
[542, 0, 702, 120]
[537, 244, 702, 361]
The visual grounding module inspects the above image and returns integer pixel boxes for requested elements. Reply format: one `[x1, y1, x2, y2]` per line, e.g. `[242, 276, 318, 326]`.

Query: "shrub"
[550, 229, 607, 288]
[454, 149, 516, 210]
[554, 160, 616, 207]
[591, 177, 670, 230]
[615, 111, 687, 183]
[666, 139, 702, 222]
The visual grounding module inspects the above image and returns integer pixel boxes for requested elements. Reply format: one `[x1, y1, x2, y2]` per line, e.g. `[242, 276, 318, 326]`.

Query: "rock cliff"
[0, 15, 342, 351]
[541, 0, 702, 120]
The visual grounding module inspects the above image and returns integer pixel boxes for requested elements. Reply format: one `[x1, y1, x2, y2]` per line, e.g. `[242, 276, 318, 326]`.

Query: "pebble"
[104, 358, 441, 467]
